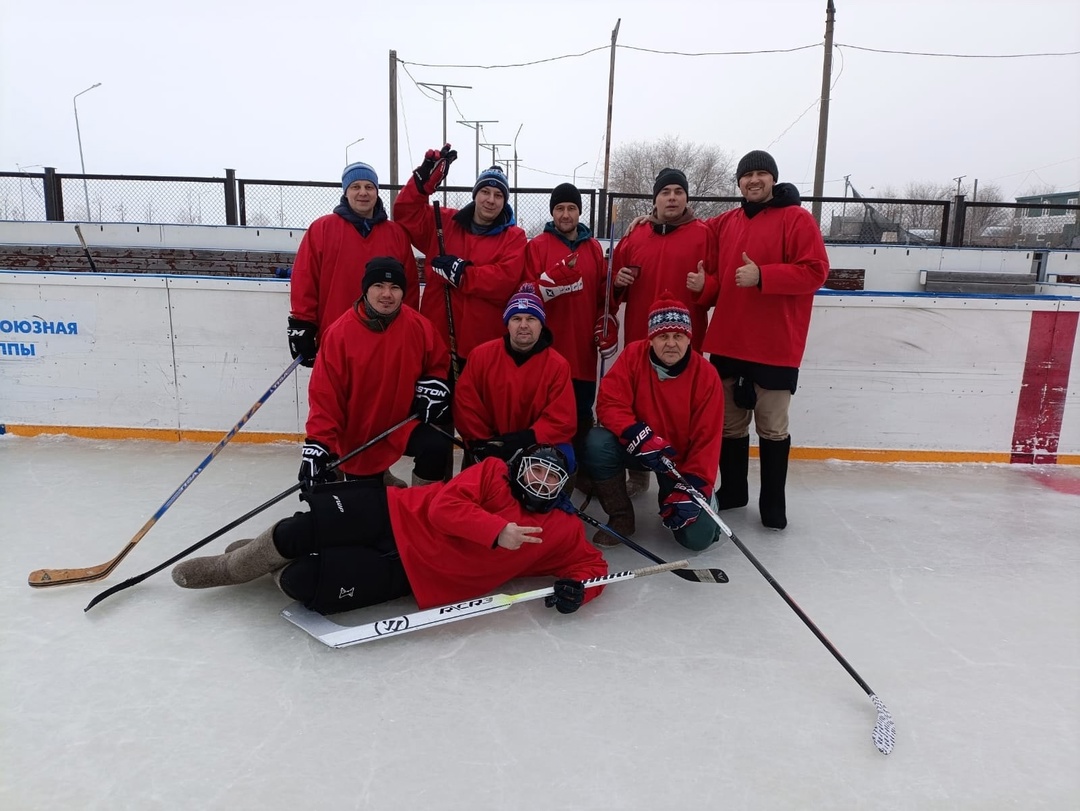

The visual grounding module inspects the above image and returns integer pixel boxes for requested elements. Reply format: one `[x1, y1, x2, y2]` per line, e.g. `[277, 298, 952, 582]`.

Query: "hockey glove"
[537, 253, 582, 301]
[287, 317, 318, 368]
[298, 438, 339, 487]
[660, 481, 704, 531]
[593, 314, 619, 360]
[544, 578, 585, 614]
[412, 377, 451, 424]
[620, 422, 676, 474]
[430, 254, 470, 288]
[470, 429, 536, 463]
[413, 143, 458, 195]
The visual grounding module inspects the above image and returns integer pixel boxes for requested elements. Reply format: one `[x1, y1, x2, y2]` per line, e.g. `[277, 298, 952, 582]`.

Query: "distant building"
[1013, 191, 1080, 248]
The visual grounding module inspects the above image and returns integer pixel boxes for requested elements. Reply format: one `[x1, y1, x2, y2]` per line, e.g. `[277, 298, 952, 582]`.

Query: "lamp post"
[345, 137, 365, 166]
[572, 161, 587, 185]
[73, 82, 102, 221]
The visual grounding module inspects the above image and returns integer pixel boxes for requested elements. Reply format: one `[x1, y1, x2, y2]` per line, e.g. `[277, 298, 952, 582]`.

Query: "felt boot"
[172, 524, 289, 588]
[590, 474, 635, 548]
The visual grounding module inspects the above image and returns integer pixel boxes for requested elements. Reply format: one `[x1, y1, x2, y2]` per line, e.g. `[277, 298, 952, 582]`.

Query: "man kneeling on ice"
[171, 446, 607, 616]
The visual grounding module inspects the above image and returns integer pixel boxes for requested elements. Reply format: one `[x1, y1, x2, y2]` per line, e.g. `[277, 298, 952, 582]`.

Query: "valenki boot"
[718, 435, 750, 509]
[383, 470, 408, 489]
[626, 469, 651, 498]
[172, 524, 289, 588]
[758, 436, 791, 530]
[410, 472, 440, 487]
[590, 474, 636, 547]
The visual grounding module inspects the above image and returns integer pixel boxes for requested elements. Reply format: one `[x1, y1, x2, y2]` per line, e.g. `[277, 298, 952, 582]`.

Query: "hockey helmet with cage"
[507, 444, 570, 513]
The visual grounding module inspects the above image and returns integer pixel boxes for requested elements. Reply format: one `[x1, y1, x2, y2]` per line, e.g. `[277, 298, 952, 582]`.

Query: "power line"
[768, 43, 845, 150]
[399, 46, 607, 70]
[619, 43, 820, 57]
[836, 43, 1080, 59]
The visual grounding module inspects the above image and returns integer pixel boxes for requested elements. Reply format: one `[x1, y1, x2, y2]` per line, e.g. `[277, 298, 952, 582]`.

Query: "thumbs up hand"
[735, 252, 761, 288]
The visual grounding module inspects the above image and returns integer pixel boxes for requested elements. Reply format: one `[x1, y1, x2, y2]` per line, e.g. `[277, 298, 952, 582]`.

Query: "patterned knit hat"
[473, 165, 510, 199]
[342, 161, 379, 191]
[647, 291, 692, 339]
[503, 283, 546, 326]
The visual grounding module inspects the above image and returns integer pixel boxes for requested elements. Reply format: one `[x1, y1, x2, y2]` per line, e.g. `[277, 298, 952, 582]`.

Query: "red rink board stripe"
[1011, 310, 1078, 464]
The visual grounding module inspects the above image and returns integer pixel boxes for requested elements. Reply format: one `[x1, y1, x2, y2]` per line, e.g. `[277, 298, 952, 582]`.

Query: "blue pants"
[582, 427, 720, 552]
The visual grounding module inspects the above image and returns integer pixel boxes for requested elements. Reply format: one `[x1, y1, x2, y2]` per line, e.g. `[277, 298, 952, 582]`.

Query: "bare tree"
[608, 135, 737, 229]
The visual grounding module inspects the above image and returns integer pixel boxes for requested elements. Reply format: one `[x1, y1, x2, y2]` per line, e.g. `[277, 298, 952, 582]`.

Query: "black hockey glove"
[412, 377, 451, 424]
[298, 438, 338, 487]
[413, 144, 458, 195]
[620, 422, 676, 474]
[470, 429, 536, 463]
[429, 255, 470, 288]
[287, 317, 318, 368]
[545, 579, 585, 614]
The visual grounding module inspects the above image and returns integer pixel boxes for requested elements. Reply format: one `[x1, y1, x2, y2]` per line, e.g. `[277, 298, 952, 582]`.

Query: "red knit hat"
[647, 291, 692, 339]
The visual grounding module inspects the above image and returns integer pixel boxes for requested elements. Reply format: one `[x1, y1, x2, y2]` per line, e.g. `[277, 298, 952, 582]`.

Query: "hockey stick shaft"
[28, 356, 305, 588]
[84, 414, 417, 611]
[572, 504, 728, 584]
[431, 202, 461, 385]
[282, 560, 689, 648]
[74, 224, 99, 272]
[599, 210, 616, 378]
[659, 456, 895, 754]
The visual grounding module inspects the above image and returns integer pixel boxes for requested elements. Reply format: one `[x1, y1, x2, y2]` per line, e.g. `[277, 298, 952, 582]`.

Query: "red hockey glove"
[593, 314, 619, 360]
[537, 253, 582, 302]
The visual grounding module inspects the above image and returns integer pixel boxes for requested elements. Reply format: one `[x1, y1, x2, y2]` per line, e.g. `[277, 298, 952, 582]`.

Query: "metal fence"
[2, 169, 1076, 248]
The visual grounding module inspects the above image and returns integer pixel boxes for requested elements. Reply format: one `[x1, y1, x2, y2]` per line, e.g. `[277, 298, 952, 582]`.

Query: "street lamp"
[345, 137, 365, 165]
[572, 161, 587, 185]
[73, 82, 102, 221]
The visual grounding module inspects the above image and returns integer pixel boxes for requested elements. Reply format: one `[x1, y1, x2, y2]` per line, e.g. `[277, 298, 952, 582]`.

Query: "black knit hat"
[653, 167, 689, 199]
[362, 256, 407, 295]
[736, 150, 779, 181]
[549, 183, 582, 213]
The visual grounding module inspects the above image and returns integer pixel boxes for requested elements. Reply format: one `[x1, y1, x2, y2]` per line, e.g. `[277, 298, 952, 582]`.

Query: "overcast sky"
[2, 0, 1078, 201]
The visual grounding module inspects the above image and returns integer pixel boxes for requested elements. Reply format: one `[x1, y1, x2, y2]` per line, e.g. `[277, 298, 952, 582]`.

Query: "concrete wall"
[2, 270, 1077, 463]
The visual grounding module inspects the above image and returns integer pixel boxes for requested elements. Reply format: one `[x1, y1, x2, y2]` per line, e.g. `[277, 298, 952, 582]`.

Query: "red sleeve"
[681, 362, 724, 497]
[451, 353, 494, 442]
[531, 356, 577, 445]
[289, 223, 322, 323]
[392, 181, 438, 256]
[460, 228, 527, 305]
[759, 210, 830, 296]
[303, 322, 350, 450]
[402, 246, 421, 311]
[590, 239, 614, 316]
[594, 347, 640, 438]
[426, 458, 513, 548]
[523, 238, 543, 282]
[421, 320, 450, 380]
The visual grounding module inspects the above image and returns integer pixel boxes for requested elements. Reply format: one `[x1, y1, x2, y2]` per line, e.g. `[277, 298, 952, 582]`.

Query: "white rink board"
[800, 294, 1042, 452]
[2, 271, 1078, 457]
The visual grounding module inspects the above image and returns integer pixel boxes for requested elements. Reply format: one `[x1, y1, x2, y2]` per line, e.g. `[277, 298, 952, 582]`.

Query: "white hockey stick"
[281, 560, 688, 649]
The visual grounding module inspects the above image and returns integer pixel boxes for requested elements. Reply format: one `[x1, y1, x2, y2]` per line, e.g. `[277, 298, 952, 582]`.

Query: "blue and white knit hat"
[503, 283, 546, 326]
[647, 291, 692, 339]
[342, 162, 379, 191]
[473, 165, 510, 199]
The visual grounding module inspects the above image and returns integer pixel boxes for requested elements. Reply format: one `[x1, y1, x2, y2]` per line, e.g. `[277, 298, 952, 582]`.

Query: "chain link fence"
[2, 169, 1075, 248]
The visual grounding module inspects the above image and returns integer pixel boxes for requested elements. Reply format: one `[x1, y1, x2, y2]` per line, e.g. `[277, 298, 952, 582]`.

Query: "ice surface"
[2, 434, 1078, 809]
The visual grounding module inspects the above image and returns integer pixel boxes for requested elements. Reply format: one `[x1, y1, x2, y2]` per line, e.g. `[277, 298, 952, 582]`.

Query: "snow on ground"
[2, 434, 1077, 810]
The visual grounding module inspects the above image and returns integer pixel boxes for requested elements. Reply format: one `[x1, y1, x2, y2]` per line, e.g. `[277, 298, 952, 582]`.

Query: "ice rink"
[2, 434, 1078, 810]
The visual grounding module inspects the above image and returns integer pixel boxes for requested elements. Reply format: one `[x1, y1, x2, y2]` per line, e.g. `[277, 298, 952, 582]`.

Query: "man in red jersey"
[691, 150, 829, 530]
[453, 284, 576, 467]
[287, 161, 420, 367]
[299, 257, 453, 489]
[524, 183, 615, 481]
[171, 446, 607, 617]
[583, 294, 722, 551]
[393, 145, 527, 365]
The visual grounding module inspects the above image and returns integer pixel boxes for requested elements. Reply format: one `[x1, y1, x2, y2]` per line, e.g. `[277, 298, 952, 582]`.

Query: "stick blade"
[870, 694, 896, 755]
[674, 567, 729, 584]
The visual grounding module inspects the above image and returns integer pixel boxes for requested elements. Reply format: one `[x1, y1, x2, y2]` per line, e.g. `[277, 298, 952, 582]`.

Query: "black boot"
[718, 436, 750, 509]
[758, 436, 791, 530]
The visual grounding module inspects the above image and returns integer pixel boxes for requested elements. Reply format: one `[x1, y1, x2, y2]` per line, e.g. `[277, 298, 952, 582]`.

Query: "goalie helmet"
[507, 444, 570, 514]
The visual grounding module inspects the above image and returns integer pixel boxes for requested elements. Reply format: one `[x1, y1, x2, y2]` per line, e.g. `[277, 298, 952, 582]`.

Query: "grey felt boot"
[224, 538, 252, 554]
[591, 474, 636, 548]
[171, 524, 289, 589]
[626, 469, 651, 498]
[410, 472, 440, 487]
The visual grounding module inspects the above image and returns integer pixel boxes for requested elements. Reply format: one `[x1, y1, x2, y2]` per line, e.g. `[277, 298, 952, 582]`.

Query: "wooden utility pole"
[417, 82, 472, 203]
[389, 50, 399, 209]
[457, 119, 499, 178]
[811, 1, 836, 224]
[600, 18, 621, 235]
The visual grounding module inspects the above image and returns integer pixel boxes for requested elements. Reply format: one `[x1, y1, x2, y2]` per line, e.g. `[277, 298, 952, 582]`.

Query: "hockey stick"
[432, 201, 463, 479]
[658, 456, 896, 755]
[599, 212, 616, 378]
[282, 560, 689, 648]
[28, 356, 305, 589]
[84, 414, 417, 612]
[74, 224, 99, 272]
[571, 504, 728, 584]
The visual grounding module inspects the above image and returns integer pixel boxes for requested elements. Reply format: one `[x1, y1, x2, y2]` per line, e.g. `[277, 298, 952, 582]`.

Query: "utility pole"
[811, 0, 836, 225]
[841, 173, 851, 221]
[417, 82, 471, 203]
[953, 175, 966, 196]
[388, 50, 399, 209]
[457, 119, 498, 178]
[480, 143, 510, 170]
[600, 18, 621, 236]
[512, 123, 523, 214]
